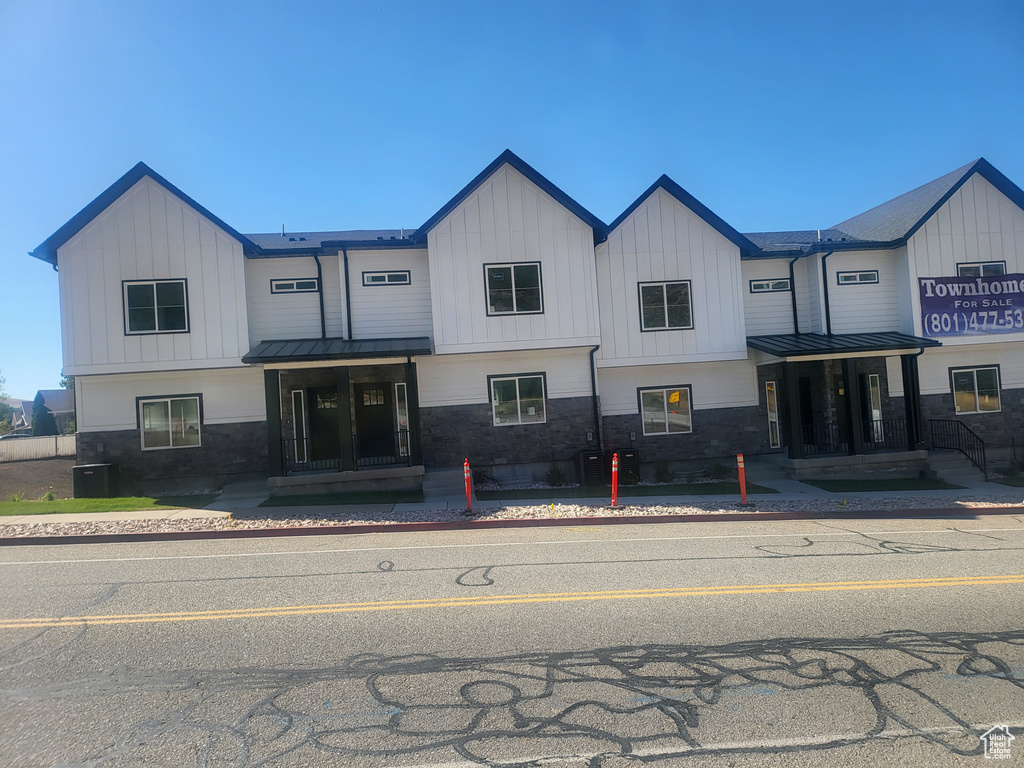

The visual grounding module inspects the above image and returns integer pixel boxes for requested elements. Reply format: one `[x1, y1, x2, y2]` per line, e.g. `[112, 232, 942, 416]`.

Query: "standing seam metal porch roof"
[242, 337, 432, 364]
[746, 332, 940, 359]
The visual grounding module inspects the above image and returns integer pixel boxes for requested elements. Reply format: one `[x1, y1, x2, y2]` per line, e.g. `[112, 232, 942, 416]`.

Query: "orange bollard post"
[611, 452, 619, 507]
[464, 458, 472, 512]
[737, 453, 747, 506]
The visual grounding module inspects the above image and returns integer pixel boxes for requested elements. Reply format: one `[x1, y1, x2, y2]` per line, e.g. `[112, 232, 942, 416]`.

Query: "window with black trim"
[836, 270, 879, 285]
[639, 386, 692, 435]
[750, 278, 791, 293]
[957, 262, 1006, 277]
[951, 366, 1000, 414]
[271, 278, 319, 293]
[489, 374, 546, 425]
[124, 280, 188, 334]
[139, 395, 201, 450]
[485, 263, 543, 314]
[363, 271, 411, 286]
[639, 281, 692, 330]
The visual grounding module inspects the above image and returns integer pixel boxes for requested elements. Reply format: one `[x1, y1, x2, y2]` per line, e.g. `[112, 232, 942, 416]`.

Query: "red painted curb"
[0, 506, 1020, 547]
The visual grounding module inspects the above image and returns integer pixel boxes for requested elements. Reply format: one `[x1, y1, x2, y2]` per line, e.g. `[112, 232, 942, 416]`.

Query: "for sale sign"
[919, 274, 1024, 337]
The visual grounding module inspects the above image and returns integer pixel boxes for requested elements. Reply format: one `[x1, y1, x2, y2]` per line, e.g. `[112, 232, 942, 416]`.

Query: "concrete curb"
[1, 507, 1021, 547]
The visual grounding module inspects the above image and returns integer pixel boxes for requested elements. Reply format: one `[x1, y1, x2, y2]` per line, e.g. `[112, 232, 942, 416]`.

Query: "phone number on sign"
[926, 309, 1024, 334]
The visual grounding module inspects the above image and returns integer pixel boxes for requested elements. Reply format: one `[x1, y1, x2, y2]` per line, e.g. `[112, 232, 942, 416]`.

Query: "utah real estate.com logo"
[980, 725, 1014, 760]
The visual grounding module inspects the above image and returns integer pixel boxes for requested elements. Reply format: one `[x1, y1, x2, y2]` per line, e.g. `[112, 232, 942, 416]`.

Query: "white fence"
[0, 435, 77, 462]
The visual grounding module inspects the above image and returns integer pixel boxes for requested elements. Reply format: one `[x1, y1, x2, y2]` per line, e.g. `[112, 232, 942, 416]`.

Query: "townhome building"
[30, 151, 1024, 493]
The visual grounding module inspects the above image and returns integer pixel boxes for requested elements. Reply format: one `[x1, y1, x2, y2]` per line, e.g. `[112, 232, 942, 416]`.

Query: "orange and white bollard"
[611, 452, 619, 507]
[464, 458, 472, 512]
[737, 453, 747, 506]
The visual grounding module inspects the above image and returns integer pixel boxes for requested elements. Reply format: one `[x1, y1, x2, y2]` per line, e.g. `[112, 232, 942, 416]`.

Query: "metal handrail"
[929, 419, 987, 479]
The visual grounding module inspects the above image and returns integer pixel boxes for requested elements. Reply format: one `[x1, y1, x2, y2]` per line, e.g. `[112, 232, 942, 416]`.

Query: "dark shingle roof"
[36, 388, 75, 412]
[743, 229, 860, 252]
[245, 230, 418, 254]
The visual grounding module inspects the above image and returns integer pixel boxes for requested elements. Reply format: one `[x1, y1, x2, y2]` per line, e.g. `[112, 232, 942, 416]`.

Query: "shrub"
[8, 491, 24, 502]
[685, 471, 698, 484]
[707, 463, 733, 481]
[652, 460, 675, 483]
[545, 466, 567, 487]
[472, 468, 492, 485]
[620, 469, 640, 486]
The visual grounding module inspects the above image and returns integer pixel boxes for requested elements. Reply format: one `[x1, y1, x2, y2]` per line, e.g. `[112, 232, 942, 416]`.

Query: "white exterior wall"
[886, 342, 1024, 398]
[741, 259, 796, 336]
[349, 248, 432, 339]
[904, 174, 1024, 345]
[58, 177, 249, 376]
[245, 257, 328, 342]
[598, 360, 759, 416]
[416, 348, 593, 408]
[801, 254, 824, 333]
[826, 249, 901, 333]
[596, 188, 747, 367]
[76, 367, 266, 432]
[426, 164, 600, 354]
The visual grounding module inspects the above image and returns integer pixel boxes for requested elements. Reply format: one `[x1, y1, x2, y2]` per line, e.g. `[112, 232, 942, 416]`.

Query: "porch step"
[422, 468, 470, 502]
[926, 450, 985, 485]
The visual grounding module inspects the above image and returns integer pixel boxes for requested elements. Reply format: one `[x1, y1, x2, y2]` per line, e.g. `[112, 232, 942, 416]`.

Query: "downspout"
[312, 252, 326, 339]
[342, 246, 353, 340]
[788, 255, 800, 334]
[820, 250, 835, 335]
[589, 345, 602, 450]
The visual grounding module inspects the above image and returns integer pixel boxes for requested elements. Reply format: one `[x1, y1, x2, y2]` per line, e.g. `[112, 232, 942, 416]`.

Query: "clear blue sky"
[2, 0, 1022, 398]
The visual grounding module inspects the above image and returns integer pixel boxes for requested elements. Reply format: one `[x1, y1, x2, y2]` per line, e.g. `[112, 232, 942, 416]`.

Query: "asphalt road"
[1, 514, 1023, 767]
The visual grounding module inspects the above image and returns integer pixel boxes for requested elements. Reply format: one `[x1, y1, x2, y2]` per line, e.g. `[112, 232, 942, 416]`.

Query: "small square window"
[124, 280, 189, 334]
[639, 281, 692, 330]
[489, 374, 546, 425]
[639, 386, 692, 435]
[485, 263, 543, 314]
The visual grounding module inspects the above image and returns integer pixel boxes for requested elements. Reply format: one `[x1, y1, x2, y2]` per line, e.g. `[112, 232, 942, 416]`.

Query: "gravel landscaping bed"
[2, 493, 1022, 538]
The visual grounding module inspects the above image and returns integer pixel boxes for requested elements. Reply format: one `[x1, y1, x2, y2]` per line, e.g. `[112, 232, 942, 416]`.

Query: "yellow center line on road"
[2, 574, 1021, 629]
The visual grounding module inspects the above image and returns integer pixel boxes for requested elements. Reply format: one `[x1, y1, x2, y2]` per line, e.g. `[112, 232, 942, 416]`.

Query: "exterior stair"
[422, 467, 470, 504]
[925, 449, 986, 485]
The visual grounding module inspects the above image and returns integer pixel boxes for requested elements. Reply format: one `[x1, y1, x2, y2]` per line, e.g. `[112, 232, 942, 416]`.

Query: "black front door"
[308, 386, 340, 463]
[354, 383, 393, 461]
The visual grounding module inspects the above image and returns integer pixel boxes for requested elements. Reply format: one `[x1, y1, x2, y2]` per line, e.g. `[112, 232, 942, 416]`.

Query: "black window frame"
[749, 278, 792, 293]
[836, 270, 879, 286]
[135, 393, 204, 451]
[362, 270, 411, 287]
[956, 261, 1007, 277]
[483, 262, 544, 316]
[636, 385, 693, 436]
[270, 278, 320, 294]
[122, 279, 190, 335]
[487, 372, 547, 426]
[948, 365, 1001, 415]
[638, 280, 693, 331]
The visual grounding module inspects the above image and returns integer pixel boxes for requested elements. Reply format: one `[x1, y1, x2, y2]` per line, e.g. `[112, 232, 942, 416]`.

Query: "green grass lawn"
[800, 478, 964, 493]
[475, 481, 777, 500]
[260, 490, 425, 507]
[991, 476, 1024, 487]
[0, 495, 218, 517]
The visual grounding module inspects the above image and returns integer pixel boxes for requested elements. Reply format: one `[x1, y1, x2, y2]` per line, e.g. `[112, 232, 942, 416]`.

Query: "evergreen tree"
[31, 392, 59, 436]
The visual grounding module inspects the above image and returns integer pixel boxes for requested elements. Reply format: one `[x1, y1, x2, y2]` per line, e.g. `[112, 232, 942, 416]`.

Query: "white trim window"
[490, 374, 546, 426]
[951, 366, 1000, 414]
[271, 278, 319, 293]
[639, 281, 693, 330]
[640, 386, 692, 435]
[140, 396, 201, 450]
[485, 263, 543, 314]
[750, 279, 791, 293]
[957, 262, 1006, 277]
[124, 280, 188, 334]
[765, 381, 780, 448]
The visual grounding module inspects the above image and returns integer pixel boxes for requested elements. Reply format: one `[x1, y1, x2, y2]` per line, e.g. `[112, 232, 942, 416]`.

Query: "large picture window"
[124, 280, 189, 334]
[639, 281, 692, 330]
[951, 366, 1000, 414]
[489, 374, 546, 426]
[485, 263, 543, 315]
[139, 396, 201, 450]
[639, 386, 692, 435]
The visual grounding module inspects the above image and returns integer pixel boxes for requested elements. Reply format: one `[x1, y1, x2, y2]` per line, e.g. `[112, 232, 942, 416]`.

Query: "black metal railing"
[353, 430, 412, 468]
[281, 438, 340, 475]
[862, 417, 908, 452]
[801, 417, 910, 456]
[929, 419, 987, 479]
[281, 430, 412, 475]
[801, 422, 844, 455]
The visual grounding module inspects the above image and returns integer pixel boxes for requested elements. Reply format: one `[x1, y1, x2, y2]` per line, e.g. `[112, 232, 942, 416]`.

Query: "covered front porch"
[749, 332, 941, 465]
[243, 337, 429, 491]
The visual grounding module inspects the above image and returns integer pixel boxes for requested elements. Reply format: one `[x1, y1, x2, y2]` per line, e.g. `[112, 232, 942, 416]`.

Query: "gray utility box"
[73, 464, 120, 498]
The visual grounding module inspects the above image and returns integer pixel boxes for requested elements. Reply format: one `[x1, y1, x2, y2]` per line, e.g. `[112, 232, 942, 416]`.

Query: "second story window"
[363, 271, 411, 286]
[271, 278, 319, 293]
[750, 278, 791, 293]
[485, 263, 543, 315]
[639, 281, 692, 330]
[957, 262, 1006, 277]
[836, 270, 879, 285]
[123, 280, 188, 334]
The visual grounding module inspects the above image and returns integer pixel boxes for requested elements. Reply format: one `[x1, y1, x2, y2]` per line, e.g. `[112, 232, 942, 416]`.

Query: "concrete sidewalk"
[2, 476, 1021, 529]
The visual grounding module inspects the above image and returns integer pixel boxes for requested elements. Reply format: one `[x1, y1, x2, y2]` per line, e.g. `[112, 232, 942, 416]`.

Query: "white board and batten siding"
[76, 368, 266, 432]
[348, 249, 433, 339]
[904, 173, 1024, 344]
[825, 250, 901, 334]
[416, 348, 593, 408]
[245, 256, 344, 343]
[741, 259, 797, 336]
[596, 188, 746, 367]
[598, 361, 759, 416]
[426, 163, 600, 355]
[58, 177, 249, 376]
